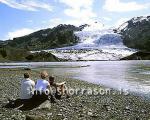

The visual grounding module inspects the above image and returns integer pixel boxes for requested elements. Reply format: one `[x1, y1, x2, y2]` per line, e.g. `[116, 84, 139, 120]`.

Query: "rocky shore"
[0, 68, 150, 120]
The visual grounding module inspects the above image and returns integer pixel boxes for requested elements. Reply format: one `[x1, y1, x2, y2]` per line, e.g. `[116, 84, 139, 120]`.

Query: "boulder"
[26, 115, 44, 120]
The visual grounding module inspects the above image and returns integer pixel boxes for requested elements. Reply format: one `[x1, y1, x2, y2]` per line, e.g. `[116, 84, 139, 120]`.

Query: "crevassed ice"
[50, 22, 136, 60]
[32, 22, 136, 60]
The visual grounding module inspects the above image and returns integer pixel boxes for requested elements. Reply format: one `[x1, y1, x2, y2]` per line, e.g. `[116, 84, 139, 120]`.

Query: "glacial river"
[0, 60, 150, 97]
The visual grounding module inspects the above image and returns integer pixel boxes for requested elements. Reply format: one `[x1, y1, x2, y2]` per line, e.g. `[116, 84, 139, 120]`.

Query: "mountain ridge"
[6, 24, 83, 51]
[0, 24, 85, 62]
[0, 15, 150, 61]
[118, 15, 150, 51]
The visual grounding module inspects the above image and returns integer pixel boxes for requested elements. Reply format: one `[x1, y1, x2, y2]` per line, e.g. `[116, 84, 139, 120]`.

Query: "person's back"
[35, 71, 50, 93]
[34, 71, 56, 102]
[20, 73, 35, 100]
[35, 79, 50, 92]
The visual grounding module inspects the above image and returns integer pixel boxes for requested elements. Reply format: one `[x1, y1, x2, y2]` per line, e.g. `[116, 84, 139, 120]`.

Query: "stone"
[38, 100, 51, 110]
[63, 118, 68, 120]
[26, 115, 44, 120]
[87, 111, 93, 116]
[24, 68, 31, 70]
[57, 114, 63, 116]
[47, 113, 52, 116]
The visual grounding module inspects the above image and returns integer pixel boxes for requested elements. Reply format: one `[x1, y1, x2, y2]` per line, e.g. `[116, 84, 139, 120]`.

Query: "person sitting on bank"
[49, 76, 70, 99]
[5, 73, 35, 108]
[34, 71, 56, 102]
[20, 73, 35, 100]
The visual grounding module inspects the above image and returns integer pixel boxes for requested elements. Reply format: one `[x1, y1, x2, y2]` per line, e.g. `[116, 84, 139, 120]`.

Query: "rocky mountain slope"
[0, 40, 5, 44]
[118, 16, 150, 51]
[2, 24, 83, 51]
[1, 15, 150, 61]
[0, 24, 83, 62]
[121, 51, 150, 60]
[0, 47, 62, 62]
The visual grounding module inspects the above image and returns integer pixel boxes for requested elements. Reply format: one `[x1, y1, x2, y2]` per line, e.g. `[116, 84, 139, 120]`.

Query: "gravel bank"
[0, 68, 150, 120]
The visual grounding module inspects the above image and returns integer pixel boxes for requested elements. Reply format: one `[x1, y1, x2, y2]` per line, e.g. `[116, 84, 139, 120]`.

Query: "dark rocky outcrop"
[0, 40, 5, 45]
[121, 51, 150, 60]
[118, 16, 150, 51]
[25, 51, 62, 62]
[0, 47, 61, 62]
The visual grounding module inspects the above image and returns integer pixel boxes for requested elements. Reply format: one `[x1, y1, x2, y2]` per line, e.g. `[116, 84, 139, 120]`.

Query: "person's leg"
[49, 94, 56, 103]
[55, 91, 62, 99]
[60, 84, 65, 96]
[54, 84, 70, 99]
[48, 87, 56, 102]
[63, 84, 70, 98]
[5, 99, 24, 108]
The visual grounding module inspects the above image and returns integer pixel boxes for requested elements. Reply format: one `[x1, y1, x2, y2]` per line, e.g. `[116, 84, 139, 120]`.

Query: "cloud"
[44, 18, 81, 27]
[27, 20, 33, 23]
[64, 8, 96, 19]
[114, 18, 130, 28]
[7, 28, 35, 39]
[49, 18, 63, 27]
[59, 0, 96, 22]
[0, 0, 53, 11]
[48, 17, 102, 27]
[103, 0, 149, 12]
[102, 17, 112, 21]
[59, 0, 93, 9]
[44, 17, 101, 29]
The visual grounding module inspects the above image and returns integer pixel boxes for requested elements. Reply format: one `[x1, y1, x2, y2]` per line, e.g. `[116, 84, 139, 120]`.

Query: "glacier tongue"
[74, 29, 123, 48]
[51, 23, 136, 60]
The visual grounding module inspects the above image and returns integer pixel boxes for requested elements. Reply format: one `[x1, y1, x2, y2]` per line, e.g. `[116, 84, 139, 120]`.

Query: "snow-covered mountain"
[118, 16, 150, 51]
[50, 22, 136, 60]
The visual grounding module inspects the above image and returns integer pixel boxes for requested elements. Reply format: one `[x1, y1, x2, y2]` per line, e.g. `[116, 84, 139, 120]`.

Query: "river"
[0, 60, 150, 97]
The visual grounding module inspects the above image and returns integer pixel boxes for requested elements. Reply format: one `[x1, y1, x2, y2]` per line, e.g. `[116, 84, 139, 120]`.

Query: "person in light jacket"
[34, 71, 56, 103]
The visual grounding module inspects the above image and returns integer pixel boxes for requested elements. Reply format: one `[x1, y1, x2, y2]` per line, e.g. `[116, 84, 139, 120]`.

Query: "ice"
[32, 22, 136, 60]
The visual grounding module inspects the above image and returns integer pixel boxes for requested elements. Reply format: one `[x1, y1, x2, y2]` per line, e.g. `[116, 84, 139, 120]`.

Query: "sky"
[0, 0, 150, 40]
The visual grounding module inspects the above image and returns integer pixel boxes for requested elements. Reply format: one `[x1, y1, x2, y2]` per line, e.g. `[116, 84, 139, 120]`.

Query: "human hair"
[49, 76, 54, 81]
[24, 73, 30, 78]
[40, 71, 48, 79]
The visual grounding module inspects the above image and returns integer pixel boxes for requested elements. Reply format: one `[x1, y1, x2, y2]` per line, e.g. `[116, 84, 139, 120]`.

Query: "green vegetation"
[0, 24, 83, 62]
[25, 51, 62, 62]
[5, 24, 81, 51]
[119, 16, 150, 51]
[0, 47, 61, 62]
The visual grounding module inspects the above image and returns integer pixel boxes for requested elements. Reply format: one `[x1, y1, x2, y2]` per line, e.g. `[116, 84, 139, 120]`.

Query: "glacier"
[32, 22, 136, 60]
[50, 22, 136, 60]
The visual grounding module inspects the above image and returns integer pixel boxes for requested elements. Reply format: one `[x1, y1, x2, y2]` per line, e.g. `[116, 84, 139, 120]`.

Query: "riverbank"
[0, 68, 150, 120]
